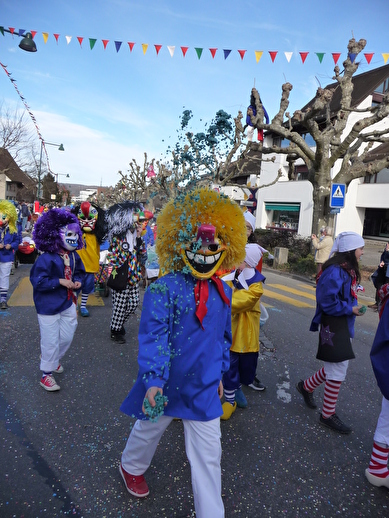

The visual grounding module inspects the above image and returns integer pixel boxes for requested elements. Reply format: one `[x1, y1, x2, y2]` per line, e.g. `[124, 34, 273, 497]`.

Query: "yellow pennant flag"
[142, 43, 148, 55]
[255, 51, 263, 63]
[42, 32, 49, 44]
[382, 53, 389, 64]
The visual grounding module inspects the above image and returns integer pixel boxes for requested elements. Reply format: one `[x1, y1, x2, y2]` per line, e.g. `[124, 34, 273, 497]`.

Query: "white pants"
[323, 360, 349, 381]
[121, 416, 224, 518]
[0, 261, 13, 291]
[38, 304, 78, 372]
[374, 397, 389, 447]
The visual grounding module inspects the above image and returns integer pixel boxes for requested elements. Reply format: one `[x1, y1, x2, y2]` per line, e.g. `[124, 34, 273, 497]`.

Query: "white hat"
[329, 231, 365, 257]
[245, 243, 263, 267]
[244, 211, 256, 232]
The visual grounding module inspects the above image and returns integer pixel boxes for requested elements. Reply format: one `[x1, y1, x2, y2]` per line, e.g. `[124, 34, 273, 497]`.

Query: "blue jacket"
[370, 300, 389, 400]
[30, 252, 85, 315]
[0, 226, 19, 263]
[310, 265, 357, 338]
[120, 272, 232, 421]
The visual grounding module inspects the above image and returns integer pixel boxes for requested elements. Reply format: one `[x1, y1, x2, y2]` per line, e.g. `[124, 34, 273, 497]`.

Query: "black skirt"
[316, 314, 355, 363]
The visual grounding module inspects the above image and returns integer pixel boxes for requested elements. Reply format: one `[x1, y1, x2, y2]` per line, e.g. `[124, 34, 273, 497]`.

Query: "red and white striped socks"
[303, 367, 326, 393]
[368, 442, 389, 478]
[322, 380, 342, 418]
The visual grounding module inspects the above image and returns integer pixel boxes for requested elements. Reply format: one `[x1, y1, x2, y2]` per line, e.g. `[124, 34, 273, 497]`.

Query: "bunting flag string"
[0, 61, 53, 174]
[0, 25, 387, 64]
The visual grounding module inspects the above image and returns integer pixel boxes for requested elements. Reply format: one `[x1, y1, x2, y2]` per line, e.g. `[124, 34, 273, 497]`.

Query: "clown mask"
[0, 212, 9, 228]
[181, 224, 227, 279]
[60, 223, 80, 251]
[77, 202, 98, 233]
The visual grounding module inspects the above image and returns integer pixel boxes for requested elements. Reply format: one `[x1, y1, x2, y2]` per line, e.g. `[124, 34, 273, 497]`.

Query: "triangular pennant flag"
[209, 48, 217, 58]
[42, 32, 49, 44]
[142, 43, 148, 55]
[255, 51, 263, 63]
[115, 41, 122, 53]
[77, 36, 83, 47]
[9, 27, 15, 35]
[0, 27, 4, 36]
[53, 33, 59, 43]
[154, 44, 162, 55]
[299, 52, 309, 63]
[315, 52, 325, 63]
[168, 46, 176, 57]
[65, 35, 72, 45]
[102, 39, 109, 49]
[284, 51, 293, 62]
[269, 51, 278, 62]
[89, 38, 97, 50]
[348, 53, 357, 63]
[128, 42, 135, 51]
[238, 49, 246, 60]
[180, 46, 188, 57]
[18, 29, 26, 37]
[223, 49, 231, 60]
[31, 30, 37, 39]
[332, 52, 341, 64]
[364, 52, 374, 64]
[383, 53, 389, 64]
[195, 47, 203, 59]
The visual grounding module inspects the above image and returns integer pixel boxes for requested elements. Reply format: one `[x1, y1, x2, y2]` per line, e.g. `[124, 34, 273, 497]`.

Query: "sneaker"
[111, 331, 126, 344]
[0, 301, 9, 310]
[54, 364, 64, 374]
[221, 401, 237, 421]
[296, 380, 317, 409]
[319, 413, 352, 434]
[248, 377, 266, 391]
[40, 374, 60, 392]
[235, 388, 248, 408]
[80, 307, 89, 317]
[365, 469, 389, 488]
[119, 464, 149, 497]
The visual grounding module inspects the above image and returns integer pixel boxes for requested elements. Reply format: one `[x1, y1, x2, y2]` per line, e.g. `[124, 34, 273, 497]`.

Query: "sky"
[1, 0, 388, 189]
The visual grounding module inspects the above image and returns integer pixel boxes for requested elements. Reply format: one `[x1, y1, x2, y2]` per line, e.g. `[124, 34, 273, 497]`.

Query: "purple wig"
[33, 208, 83, 253]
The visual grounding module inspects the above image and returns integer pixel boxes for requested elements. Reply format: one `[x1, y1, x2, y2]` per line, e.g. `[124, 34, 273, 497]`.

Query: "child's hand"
[218, 380, 223, 399]
[353, 305, 367, 316]
[59, 278, 74, 288]
[142, 387, 164, 413]
[73, 281, 82, 290]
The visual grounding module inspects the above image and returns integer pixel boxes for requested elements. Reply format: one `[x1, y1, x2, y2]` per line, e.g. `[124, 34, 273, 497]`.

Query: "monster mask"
[60, 223, 80, 251]
[77, 201, 98, 232]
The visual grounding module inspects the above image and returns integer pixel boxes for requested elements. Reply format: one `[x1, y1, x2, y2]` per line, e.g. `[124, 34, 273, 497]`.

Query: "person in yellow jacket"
[220, 243, 265, 420]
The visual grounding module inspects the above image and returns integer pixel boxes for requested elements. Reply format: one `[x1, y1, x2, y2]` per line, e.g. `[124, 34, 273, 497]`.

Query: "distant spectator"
[312, 226, 333, 275]
[21, 202, 30, 232]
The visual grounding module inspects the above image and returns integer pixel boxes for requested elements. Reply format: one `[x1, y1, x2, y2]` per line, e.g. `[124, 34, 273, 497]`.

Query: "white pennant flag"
[284, 52, 293, 62]
[167, 46, 175, 57]
[65, 35, 72, 45]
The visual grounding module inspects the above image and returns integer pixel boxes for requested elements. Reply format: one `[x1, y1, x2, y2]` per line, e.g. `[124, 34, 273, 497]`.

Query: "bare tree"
[0, 103, 35, 166]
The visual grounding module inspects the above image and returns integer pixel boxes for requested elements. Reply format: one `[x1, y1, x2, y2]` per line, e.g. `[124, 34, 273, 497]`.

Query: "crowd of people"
[1, 192, 389, 515]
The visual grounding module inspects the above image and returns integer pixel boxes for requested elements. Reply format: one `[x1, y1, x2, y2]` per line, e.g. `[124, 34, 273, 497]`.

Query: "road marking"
[267, 283, 317, 301]
[263, 288, 315, 308]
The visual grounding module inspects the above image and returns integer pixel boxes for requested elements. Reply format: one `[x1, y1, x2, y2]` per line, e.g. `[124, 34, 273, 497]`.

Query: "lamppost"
[37, 141, 65, 200]
[0, 27, 37, 52]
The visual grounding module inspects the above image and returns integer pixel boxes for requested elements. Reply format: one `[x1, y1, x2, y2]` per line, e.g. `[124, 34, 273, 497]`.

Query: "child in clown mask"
[30, 209, 85, 392]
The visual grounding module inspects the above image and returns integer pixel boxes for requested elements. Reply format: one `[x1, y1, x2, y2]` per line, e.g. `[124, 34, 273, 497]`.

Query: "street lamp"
[37, 141, 65, 200]
[0, 27, 37, 52]
[55, 172, 70, 183]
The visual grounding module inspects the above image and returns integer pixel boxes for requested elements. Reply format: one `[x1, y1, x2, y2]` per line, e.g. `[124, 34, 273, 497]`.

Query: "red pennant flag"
[155, 44, 162, 55]
[9, 27, 15, 35]
[364, 53, 374, 64]
[54, 33, 60, 43]
[77, 36, 83, 47]
[30, 30, 37, 39]
[102, 39, 109, 49]
[269, 51, 278, 62]
[181, 46, 189, 57]
[299, 52, 309, 63]
[238, 49, 246, 60]
[209, 48, 217, 58]
[332, 52, 341, 64]
[128, 42, 135, 51]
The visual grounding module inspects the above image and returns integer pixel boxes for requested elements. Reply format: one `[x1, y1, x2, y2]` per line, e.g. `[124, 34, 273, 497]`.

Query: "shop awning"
[265, 203, 300, 212]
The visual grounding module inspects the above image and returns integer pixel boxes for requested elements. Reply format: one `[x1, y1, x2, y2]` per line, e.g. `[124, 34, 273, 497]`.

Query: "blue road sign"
[330, 183, 346, 208]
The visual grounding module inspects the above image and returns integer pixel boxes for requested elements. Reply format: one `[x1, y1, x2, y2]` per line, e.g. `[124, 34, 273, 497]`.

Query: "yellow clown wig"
[0, 200, 18, 234]
[156, 188, 247, 276]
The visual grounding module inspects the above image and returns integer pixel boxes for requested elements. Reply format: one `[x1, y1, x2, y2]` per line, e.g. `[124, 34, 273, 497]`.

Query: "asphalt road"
[1, 264, 389, 517]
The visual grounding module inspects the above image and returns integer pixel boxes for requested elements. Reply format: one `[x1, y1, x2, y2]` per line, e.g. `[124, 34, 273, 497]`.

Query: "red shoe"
[40, 374, 60, 392]
[119, 464, 149, 497]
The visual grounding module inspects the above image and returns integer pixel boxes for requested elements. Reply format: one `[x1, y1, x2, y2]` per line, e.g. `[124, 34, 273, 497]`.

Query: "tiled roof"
[0, 147, 35, 186]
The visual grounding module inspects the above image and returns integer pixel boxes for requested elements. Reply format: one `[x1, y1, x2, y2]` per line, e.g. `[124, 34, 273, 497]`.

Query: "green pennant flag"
[195, 47, 203, 59]
[315, 52, 325, 63]
[0, 27, 4, 36]
[89, 38, 97, 50]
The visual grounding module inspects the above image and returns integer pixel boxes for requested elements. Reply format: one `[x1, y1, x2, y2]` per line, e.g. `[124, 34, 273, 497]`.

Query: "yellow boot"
[221, 401, 237, 421]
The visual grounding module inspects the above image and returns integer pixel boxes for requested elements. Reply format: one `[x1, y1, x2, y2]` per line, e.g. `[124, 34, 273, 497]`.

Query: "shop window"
[265, 203, 300, 231]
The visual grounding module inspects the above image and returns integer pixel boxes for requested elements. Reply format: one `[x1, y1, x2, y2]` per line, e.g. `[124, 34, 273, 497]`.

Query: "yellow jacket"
[77, 233, 100, 273]
[226, 274, 264, 353]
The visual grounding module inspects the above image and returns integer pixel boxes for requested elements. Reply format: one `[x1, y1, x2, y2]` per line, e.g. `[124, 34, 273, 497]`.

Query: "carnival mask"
[77, 202, 98, 232]
[60, 223, 80, 251]
[0, 212, 9, 227]
[181, 224, 227, 280]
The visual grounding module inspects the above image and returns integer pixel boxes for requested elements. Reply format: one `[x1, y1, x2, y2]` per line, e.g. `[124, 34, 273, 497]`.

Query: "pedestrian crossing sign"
[330, 183, 346, 208]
